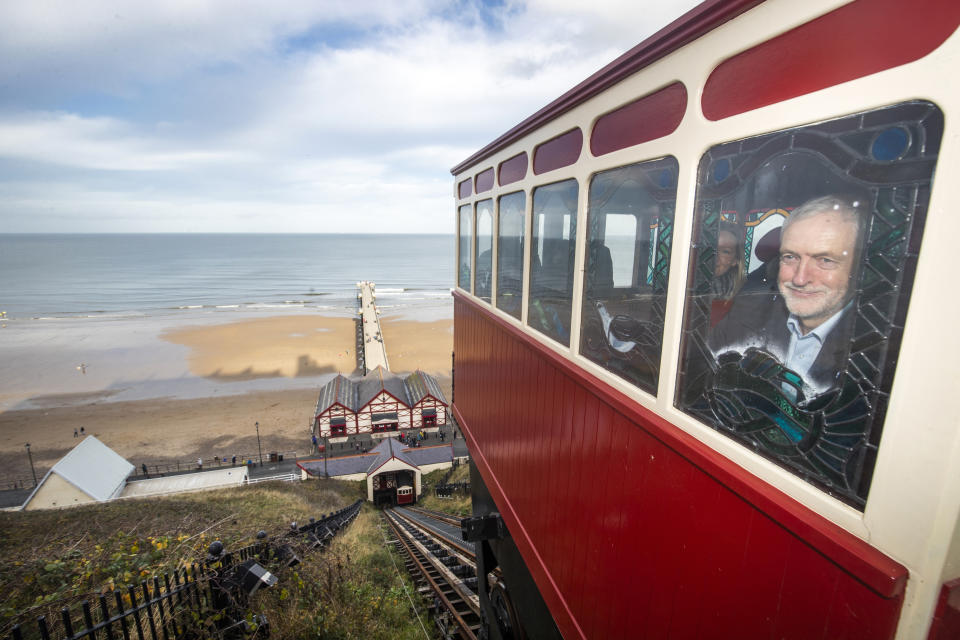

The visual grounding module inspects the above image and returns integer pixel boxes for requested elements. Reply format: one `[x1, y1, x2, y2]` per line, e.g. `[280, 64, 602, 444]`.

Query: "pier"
[357, 281, 389, 374]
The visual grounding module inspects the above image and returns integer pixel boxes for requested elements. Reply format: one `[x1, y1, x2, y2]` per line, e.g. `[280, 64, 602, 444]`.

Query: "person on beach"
[73, 428, 78, 437]
[142, 463, 148, 477]
[197, 457, 202, 470]
[80, 426, 85, 435]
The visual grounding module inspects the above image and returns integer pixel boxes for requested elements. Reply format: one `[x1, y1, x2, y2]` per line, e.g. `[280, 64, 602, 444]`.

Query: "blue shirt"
[783, 301, 852, 397]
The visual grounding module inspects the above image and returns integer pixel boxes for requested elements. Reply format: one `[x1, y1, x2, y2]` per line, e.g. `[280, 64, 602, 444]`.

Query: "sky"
[0, 0, 702, 234]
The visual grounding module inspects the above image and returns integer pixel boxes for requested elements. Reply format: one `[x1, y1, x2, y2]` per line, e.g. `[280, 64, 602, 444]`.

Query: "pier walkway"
[358, 281, 389, 374]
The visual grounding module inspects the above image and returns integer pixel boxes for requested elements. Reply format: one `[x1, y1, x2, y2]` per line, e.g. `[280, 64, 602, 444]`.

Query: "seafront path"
[357, 281, 390, 373]
[0, 425, 469, 509]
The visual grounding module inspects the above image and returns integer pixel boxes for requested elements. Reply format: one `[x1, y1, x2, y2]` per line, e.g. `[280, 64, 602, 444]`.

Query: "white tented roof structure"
[23, 436, 135, 510]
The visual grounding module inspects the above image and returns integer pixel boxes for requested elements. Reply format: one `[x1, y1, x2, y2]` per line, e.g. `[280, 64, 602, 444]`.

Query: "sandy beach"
[0, 311, 452, 484]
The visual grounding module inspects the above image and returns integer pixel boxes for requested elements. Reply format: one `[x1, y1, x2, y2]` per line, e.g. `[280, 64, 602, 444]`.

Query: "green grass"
[0, 479, 436, 639]
[417, 465, 472, 517]
[257, 507, 436, 639]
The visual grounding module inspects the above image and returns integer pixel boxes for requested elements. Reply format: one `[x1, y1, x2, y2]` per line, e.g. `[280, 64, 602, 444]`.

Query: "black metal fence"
[434, 482, 470, 498]
[132, 451, 299, 479]
[7, 500, 363, 640]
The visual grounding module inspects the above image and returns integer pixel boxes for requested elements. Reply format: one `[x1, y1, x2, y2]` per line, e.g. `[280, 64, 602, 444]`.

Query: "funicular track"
[383, 508, 480, 640]
[403, 505, 463, 528]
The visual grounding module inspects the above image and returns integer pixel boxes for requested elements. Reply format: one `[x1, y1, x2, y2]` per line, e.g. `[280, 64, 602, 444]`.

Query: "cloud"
[0, 0, 704, 233]
[0, 112, 252, 171]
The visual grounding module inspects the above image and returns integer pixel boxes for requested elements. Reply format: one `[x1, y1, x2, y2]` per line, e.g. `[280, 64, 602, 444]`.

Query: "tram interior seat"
[530, 240, 572, 340]
[497, 237, 524, 294]
[587, 240, 614, 297]
[741, 226, 781, 295]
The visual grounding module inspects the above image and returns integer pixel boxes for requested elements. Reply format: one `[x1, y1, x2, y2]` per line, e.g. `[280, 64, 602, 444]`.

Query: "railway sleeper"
[384, 512, 481, 639]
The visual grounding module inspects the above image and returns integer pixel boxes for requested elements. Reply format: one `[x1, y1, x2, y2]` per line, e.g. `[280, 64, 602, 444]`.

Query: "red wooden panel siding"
[458, 178, 472, 199]
[498, 152, 528, 186]
[533, 128, 583, 175]
[590, 82, 687, 156]
[475, 167, 494, 193]
[452, 291, 907, 640]
[928, 578, 960, 640]
[702, 0, 960, 120]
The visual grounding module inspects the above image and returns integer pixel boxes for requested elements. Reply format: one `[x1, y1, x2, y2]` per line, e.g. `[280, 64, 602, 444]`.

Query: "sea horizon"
[0, 233, 455, 411]
[0, 233, 455, 320]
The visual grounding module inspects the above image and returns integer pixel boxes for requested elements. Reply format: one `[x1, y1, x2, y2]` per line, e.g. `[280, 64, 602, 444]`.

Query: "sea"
[0, 234, 455, 410]
[0, 234, 455, 320]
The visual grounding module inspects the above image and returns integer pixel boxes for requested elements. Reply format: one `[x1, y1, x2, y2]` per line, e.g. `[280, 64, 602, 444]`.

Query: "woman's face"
[715, 230, 738, 276]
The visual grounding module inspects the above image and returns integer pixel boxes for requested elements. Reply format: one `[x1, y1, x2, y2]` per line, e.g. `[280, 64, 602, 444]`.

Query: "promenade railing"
[132, 450, 299, 479]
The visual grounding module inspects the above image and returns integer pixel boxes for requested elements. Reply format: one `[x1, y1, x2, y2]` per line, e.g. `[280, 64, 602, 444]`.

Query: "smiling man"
[709, 195, 867, 398]
[778, 197, 862, 333]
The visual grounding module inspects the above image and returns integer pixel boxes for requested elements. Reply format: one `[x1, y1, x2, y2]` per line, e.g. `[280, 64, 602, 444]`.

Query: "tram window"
[675, 100, 943, 510]
[529, 179, 578, 347]
[475, 199, 493, 303]
[497, 191, 525, 320]
[458, 204, 472, 291]
[580, 157, 677, 395]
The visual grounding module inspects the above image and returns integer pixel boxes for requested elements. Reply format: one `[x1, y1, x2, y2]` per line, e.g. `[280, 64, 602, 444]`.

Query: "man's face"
[778, 211, 858, 333]
[715, 230, 738, 276]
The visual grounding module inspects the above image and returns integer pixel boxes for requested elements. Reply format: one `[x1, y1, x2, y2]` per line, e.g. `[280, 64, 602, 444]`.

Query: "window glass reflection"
[529, 179, 578, 347]
[497, 192, 525, 320]
[475, 200, 493, 303]
[458, 204, 472, 291]
[580, 157, 677, 394]
[676, 100, 943, 509]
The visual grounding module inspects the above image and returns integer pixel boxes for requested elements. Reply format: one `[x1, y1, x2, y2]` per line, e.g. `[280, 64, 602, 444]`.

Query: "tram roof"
[450, 0, 763, 175]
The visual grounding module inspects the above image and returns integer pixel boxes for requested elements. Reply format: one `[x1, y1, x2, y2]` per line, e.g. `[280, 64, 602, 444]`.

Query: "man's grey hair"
[783, 193, 870, 275]
[784, 194, 868, 243]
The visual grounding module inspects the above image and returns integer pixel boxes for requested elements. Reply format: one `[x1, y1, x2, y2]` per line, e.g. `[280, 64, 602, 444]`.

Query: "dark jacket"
[708, 290, 854, 394]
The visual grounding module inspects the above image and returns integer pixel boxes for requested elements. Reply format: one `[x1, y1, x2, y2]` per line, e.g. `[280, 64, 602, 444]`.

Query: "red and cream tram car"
[397, 485, 415, 505]
[452, 0, 960, 638]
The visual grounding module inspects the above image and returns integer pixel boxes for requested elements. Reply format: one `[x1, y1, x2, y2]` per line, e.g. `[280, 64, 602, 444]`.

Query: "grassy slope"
[0, 480, 435, 639]
[417, 464, 472, 517]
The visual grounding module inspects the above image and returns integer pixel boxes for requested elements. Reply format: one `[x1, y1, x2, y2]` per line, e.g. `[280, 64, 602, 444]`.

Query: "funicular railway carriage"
[452, 1, 960, 638]
[397, 485, 415, 505]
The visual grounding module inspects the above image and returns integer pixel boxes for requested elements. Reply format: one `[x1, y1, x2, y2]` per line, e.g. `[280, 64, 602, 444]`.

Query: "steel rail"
[383, 511, 480, 640]
[403, 505, 463, 528]
[393, 508, 476, 561]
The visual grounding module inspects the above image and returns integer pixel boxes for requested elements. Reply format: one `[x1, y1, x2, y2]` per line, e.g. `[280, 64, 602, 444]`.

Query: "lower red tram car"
[452, 1, 960, 638]
[396, 485, 415, 505]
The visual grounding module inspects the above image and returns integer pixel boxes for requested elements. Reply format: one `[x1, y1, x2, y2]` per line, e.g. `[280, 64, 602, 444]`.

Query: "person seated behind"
[709, 194, 866, 398]
[710, 224, 745, 325]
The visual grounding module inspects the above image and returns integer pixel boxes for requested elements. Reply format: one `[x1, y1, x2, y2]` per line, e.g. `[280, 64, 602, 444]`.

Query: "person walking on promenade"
[142, 463, 148, 477]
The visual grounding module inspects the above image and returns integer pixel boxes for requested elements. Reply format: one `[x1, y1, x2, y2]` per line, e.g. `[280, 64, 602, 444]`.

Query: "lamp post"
[25, 443, 37, 487]
[255, 421, 263, 466]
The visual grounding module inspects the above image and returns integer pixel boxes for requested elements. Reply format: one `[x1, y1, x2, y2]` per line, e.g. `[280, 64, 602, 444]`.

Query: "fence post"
[98, 594, 115, 640]
[59, 607, 73, 638]
[127, 584, 145, 640]
[113, 591, 129, 639]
